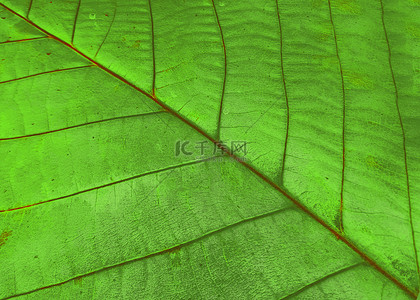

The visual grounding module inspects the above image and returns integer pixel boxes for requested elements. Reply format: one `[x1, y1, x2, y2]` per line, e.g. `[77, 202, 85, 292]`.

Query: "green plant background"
[0, 0, 419, 299]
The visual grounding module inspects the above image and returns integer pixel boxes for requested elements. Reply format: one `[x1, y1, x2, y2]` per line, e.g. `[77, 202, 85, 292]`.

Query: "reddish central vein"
[148, 0, 156, 97]
[328, 0, 346, 234]
[380, 0, 420, 281]
[211, 0, 227, 142]
[275, 0, 290, 186]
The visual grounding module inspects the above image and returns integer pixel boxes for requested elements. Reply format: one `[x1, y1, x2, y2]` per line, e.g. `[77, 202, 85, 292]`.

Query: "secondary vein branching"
[380, 0, 420, 282]
[211, 0, 227, 142]
[26, 0, 33, 18]
[0, 65, 94, 85]
[0, 111, 166, 141]
[275, 0, 290, 187]
[327, 0, 346, 234]
[281, 263, 364, 299]
[2, 207, 291, 299]
[0, 36, 47, 45]
[71, 0, 81, 45]
[95, 4, 117, 58]
[0, 156, 216, 213]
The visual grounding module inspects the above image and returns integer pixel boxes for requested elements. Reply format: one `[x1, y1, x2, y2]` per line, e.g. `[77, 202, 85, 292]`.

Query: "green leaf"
[0, 0, 419, 299]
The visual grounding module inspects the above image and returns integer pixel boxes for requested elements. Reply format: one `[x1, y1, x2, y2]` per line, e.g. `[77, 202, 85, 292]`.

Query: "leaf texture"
[0, 0, 419, 299]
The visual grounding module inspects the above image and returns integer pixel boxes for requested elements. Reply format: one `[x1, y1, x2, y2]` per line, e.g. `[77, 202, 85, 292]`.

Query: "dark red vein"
[94, 5, 116, 58]
[27, 0, 33, 18]
[327, 0, 346, 233]
[211, 0, 227, 141]
[0, 112, 165, 141]
[0, 36, 46, 45]
[2, 207, 290, 299]
[275, 0, 290, 186]
[0, 157, 216, 213]
[71, 0, 81, 45]
[282, 263, 364, 299]
[148, 0, 156, 96]
[380, 0, 420, 281]
[0, 65, 94, 85]
[0, 3, 416, 298]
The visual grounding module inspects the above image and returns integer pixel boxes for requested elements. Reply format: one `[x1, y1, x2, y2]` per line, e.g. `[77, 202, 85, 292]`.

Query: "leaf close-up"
[1, 0, 419, 299]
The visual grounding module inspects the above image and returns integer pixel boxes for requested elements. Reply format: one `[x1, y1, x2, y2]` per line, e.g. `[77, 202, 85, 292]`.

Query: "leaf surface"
[0, 0, 419, 299]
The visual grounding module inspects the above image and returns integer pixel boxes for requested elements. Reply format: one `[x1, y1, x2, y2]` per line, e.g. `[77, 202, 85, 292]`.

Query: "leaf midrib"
[0, 2, 416, 298]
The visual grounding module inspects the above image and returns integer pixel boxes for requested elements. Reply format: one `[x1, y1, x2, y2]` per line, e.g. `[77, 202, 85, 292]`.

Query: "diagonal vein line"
[245, 102, 276, 134]
[94, 4, 116, 58]
[0, 3, 416, 298]
[0, 157, 217, 213]
[281, 262, 364, 299]
[0, 111, 166, 141]
[275, 0, 290, 186]
[380, 0, 420, 282]
[327, 0, 346, 234]
[211, 0, 227, 141]
[0, 65, 94, 85]
[26, 0, 33, 18]
[0, 36, 47, 45]
[142, 169, 175, 204]
[148, 0, 156, 96]
[71, 0, 81, 45]
[1, 207, 293, 300]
